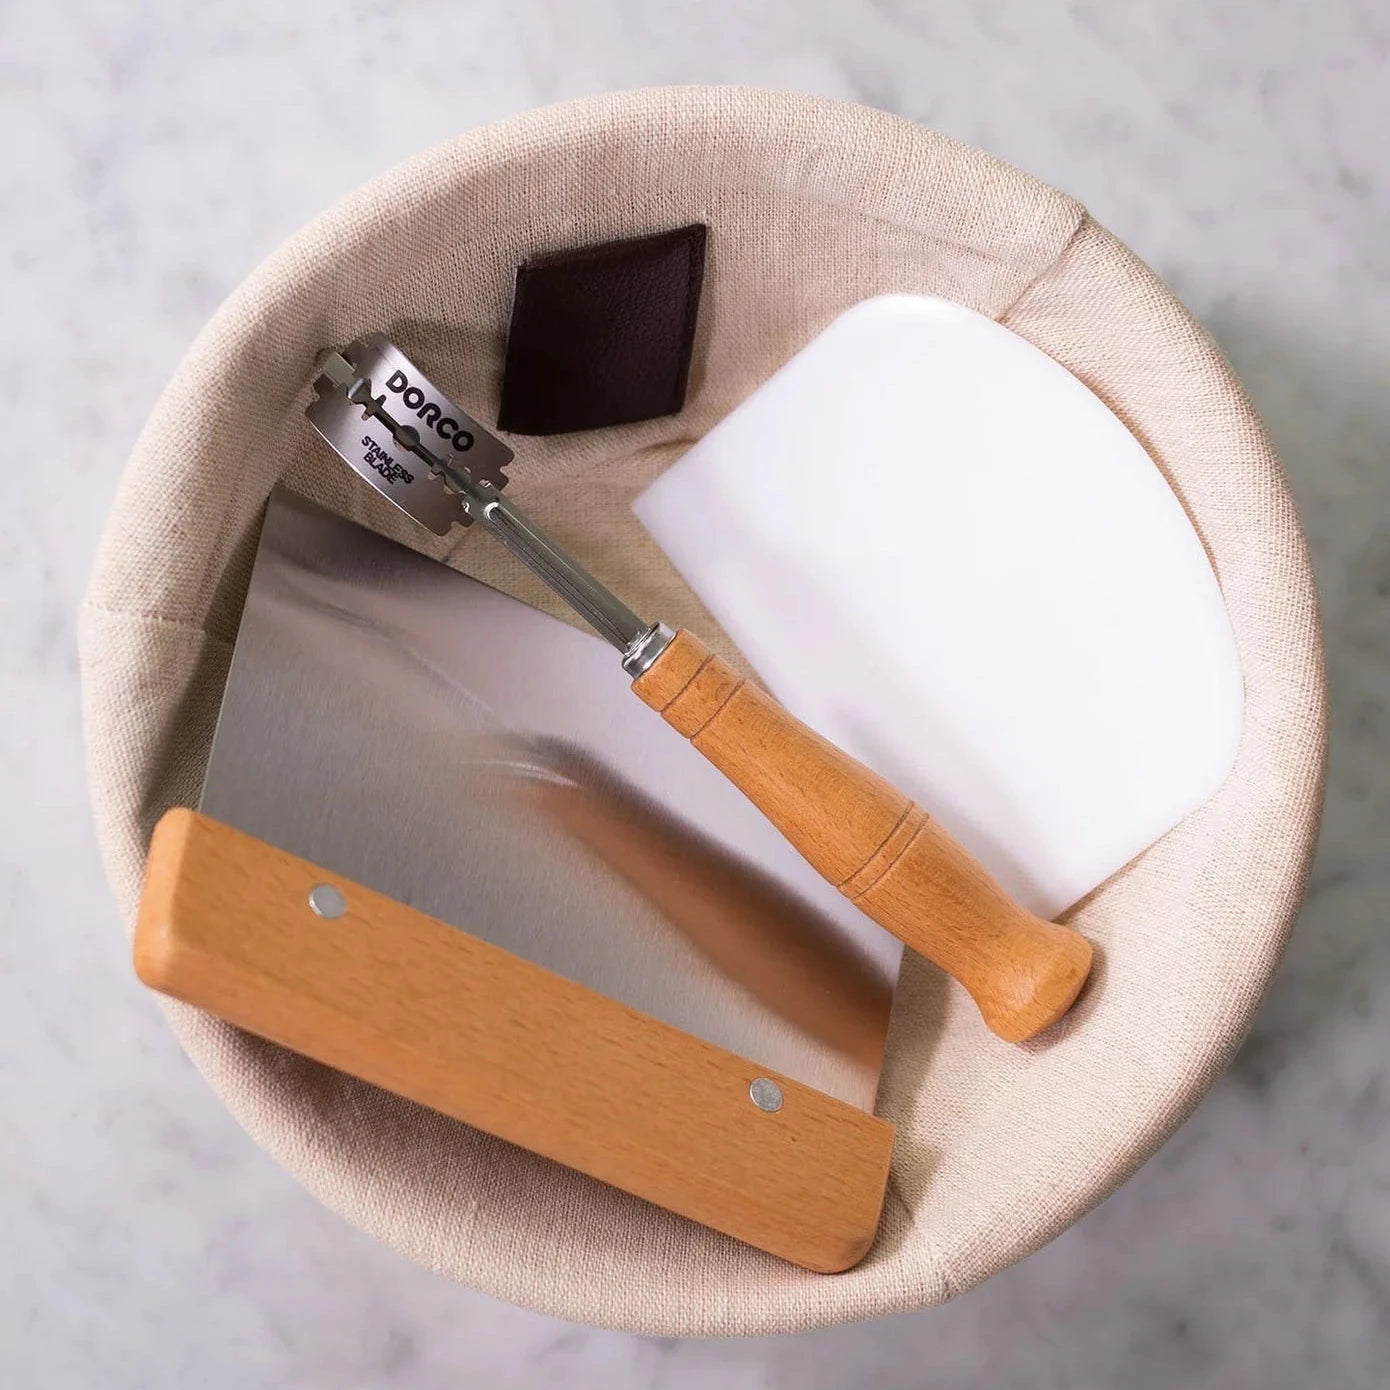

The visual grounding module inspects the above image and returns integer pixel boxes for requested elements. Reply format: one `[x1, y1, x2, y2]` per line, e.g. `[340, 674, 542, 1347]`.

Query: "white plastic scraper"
[634, 295, 1245, 918]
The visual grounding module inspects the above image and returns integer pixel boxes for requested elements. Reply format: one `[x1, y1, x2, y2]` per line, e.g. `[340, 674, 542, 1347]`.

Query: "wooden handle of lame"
[631, 630, 1094, 1042]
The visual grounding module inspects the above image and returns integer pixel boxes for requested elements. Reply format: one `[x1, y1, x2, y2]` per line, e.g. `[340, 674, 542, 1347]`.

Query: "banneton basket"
[80, 87, 1326, 1335]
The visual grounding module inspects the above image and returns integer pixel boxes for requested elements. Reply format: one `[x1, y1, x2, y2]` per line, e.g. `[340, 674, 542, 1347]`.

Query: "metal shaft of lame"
[346, 375, 672, 673]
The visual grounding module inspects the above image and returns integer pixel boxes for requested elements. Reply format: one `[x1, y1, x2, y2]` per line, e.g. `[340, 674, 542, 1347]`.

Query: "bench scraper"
[137, 486, 901, 1270]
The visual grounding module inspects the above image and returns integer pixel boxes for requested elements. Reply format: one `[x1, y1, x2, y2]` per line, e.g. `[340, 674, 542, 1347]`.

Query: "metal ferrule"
[620, 623, 675, 677]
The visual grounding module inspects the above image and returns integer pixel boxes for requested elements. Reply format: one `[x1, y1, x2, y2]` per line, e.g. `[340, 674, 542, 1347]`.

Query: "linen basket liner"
[78, 86, 1326, 1336]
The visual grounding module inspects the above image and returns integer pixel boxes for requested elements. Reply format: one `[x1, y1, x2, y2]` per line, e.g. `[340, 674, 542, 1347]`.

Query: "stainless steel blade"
[306, 333, 513, 535]
[201, 488, 902, 1110]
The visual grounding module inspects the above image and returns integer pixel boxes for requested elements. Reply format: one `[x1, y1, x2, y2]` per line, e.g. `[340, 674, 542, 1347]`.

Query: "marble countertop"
[4, 2, 1386, 1386]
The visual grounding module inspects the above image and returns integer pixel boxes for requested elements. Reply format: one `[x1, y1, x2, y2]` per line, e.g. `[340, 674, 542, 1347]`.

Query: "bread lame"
[305, 335, 1094, 1042]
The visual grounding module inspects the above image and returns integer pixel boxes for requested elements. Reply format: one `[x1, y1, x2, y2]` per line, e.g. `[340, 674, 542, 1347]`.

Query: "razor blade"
[306, 334, 514, 535]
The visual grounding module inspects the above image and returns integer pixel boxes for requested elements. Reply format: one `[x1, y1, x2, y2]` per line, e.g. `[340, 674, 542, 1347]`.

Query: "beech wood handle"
[135, 809, 894, 1272]
[631, 630, 1094, 1042]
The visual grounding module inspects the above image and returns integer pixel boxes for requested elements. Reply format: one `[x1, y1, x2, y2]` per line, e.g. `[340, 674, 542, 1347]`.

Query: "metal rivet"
[308, 883, 347, 919]
[748, 1077, 783, 1113]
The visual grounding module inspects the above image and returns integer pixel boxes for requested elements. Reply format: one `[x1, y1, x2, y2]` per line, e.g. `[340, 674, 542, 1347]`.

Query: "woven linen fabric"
[79, 87, 1327, 1336]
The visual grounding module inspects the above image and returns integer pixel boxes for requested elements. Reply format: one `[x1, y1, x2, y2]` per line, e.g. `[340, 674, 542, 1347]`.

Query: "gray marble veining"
[2, 1, 1386, 1386]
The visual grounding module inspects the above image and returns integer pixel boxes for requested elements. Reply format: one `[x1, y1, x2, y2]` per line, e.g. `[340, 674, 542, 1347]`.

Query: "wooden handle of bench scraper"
[631, 630, 1093, 1042]
[135, 809, 894, 1273]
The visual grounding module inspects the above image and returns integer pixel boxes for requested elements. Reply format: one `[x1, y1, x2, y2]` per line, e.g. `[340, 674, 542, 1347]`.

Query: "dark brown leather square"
[498, 224, 707, 435]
